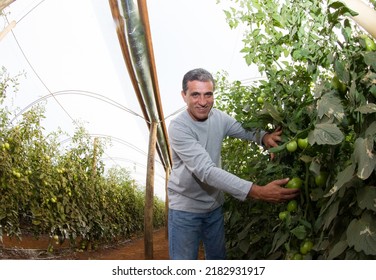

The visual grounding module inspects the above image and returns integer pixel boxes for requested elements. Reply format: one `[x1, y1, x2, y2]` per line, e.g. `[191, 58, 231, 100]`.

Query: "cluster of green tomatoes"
[286, 137, 308, 152]
[278, 176, 315, 259]
[277, 136, 329, 259]
[278, 177, 303, 219]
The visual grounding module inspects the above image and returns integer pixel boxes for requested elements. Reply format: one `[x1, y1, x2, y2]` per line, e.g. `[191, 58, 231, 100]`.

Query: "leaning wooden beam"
[0, 20, 15, 42]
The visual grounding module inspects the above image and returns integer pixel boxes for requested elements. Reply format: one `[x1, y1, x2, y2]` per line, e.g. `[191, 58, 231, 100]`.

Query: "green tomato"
[300, 240, 314, 255]
[287, 200, 298, 212]
[257, 96, 264, 104]
[286, 140, 297, 152]
[286, 177, 303, 189]
[293, 253, 303, 260]
[12, 169, 21, 178]
[332, 76, 347, 94]
[297, 138, 308, 149]
[279, 211, 289, 220]
[362, 35, 376, 51]
[315, 172, 328, 187]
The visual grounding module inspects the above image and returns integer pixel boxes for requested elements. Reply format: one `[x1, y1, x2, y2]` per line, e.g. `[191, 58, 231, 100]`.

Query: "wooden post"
[164, 166, 170, 239]
[144, 121, 158, 259]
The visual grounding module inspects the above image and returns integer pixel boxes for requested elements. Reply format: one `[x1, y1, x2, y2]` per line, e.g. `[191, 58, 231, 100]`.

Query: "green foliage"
[217, 0, 376, 259]
[0, 68, 165, 251]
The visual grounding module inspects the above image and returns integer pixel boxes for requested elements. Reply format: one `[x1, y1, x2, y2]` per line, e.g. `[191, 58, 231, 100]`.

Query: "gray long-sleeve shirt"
[167, 108, 267, 213]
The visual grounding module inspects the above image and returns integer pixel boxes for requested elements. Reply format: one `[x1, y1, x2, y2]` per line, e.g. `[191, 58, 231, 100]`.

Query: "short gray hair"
[182, 68, 215, 93]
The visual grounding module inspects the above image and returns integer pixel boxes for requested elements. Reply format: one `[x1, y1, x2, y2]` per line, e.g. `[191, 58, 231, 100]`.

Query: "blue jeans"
[168, 207, 226, 260]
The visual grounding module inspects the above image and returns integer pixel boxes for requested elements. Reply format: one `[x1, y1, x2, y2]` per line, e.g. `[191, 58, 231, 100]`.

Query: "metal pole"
[0, 0, 15, 12]
[341, 0, 376, 39]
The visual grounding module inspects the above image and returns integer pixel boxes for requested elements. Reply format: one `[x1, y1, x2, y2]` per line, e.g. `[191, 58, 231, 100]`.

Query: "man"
[167, 68, 299, 260]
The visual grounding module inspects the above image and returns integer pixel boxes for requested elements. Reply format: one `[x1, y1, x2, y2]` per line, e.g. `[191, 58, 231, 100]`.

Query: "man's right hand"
[248, 178, 300, 203]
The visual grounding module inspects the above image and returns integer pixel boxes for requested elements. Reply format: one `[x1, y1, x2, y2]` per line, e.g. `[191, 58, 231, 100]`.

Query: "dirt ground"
[1, 227, 204, 260]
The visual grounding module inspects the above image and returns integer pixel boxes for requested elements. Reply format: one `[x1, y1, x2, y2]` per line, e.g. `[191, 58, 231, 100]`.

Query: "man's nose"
[198, 95, 207, 106]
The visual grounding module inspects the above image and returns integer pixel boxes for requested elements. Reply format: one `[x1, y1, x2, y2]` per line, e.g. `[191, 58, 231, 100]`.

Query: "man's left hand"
[263, 127, 282, 159]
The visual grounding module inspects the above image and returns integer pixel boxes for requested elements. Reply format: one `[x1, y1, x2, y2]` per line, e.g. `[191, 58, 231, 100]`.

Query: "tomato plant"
[0, 69, 166, 250]
[219, 0, 376, 260]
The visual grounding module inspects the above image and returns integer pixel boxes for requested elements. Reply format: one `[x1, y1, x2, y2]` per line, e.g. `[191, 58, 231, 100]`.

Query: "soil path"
[76, 228, 170, 260]
[1, 227, 204, 260]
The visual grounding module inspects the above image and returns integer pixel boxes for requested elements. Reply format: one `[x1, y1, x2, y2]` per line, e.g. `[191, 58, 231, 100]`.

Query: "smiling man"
[167, 68, 299, 260]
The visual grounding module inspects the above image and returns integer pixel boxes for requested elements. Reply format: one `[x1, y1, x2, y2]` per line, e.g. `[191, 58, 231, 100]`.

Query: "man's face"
[181, 80, 214, 121]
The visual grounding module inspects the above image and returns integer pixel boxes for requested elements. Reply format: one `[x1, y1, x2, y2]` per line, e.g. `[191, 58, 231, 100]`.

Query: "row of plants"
[216, 0, 376, 259]
[0, 67, 165, 252]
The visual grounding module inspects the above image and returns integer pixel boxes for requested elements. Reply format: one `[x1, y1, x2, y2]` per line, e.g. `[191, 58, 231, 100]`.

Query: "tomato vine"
[217, 0, 376, 259]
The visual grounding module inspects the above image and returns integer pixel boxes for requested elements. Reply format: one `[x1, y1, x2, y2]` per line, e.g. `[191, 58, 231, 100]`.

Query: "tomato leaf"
[270, 230, 289, 254]
[310, 188, 324, 201]
[325, 164, 356, 197]
[364, 52, 376, 71]
[354, 137, 376, 180]
[239, 239, 250, 254]
[334, 59, 349, 83]
[328, 240, 348, 259]
[323, 200, 340, 230]
[357, 186, 376, 211]
[299, 155, 313, 163]
[310, 123, 344, 145]
[298, 218, 312, 229]
[290, 225, 307, 240]
[355, 103, 376, 114]
[258, 102, 283, 123]
[365, 121, 376, 137]
[347, 212, 376, 255]
[317, 92, 344, 121]
[328, 1, 347, 9]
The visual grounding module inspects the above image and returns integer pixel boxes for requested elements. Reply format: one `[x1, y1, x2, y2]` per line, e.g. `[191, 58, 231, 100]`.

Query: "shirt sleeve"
[223, 113, 268, 145]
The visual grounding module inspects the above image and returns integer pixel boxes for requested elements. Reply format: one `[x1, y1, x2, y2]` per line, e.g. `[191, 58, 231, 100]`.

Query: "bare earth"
[1, 227, 204, 260]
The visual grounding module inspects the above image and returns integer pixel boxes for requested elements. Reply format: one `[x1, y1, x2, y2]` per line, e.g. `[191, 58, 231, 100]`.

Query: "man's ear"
[181, 91, 187, 102]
